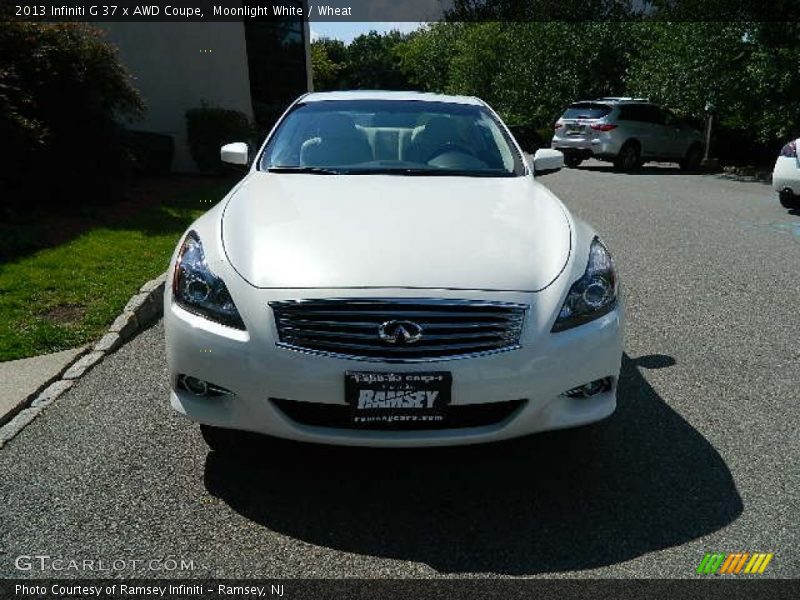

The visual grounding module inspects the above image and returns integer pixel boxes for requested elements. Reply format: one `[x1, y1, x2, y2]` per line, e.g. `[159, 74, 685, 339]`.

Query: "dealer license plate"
[345, 371, 452, 427]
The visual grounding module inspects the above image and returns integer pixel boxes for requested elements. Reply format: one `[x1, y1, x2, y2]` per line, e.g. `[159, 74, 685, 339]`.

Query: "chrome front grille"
[269, 299, 527, 362]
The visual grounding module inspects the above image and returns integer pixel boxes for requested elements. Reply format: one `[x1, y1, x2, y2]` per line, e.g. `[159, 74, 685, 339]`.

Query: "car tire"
[779, 188, 798, 209]
[564, 155, 583, 168]
[680, 144, 703, 171]
[614, 142, 640, 172]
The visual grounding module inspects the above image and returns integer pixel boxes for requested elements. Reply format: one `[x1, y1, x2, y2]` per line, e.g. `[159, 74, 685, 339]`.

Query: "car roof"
[301, 90, 485, 106]
[571, 97, 652, 105]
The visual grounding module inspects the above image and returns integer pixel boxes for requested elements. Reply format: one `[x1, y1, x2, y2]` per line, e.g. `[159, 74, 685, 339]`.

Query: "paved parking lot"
[1, 161, 797, 578]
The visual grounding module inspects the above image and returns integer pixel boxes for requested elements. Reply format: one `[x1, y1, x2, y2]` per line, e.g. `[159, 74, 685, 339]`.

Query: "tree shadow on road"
[203, 353, 742, 575]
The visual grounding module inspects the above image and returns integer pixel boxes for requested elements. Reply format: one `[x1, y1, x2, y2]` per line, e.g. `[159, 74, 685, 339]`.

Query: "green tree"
[625, 22, 750, 120]
[310, 38, 345, 91]
[446, 23, 509, 100]
[311, 32, 413, 91]
[316, 18, 800, 158]
[729, 23, 800, 142]
[396, 23, 463, 93]
[397, 22, 637, 128]
[0, 22, 144, 208]
[346, 30, 413, 90]
[625, 22, 800, 143]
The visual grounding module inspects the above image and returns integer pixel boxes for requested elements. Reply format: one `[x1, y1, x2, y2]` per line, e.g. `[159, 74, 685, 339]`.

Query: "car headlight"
[552, 237, 618, 332]
[172, 231, 245, 330]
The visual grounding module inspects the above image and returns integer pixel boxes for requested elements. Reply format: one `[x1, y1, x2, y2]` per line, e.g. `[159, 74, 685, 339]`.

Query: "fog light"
[178, 375, 231, 397]
[563, 377, 612, 398]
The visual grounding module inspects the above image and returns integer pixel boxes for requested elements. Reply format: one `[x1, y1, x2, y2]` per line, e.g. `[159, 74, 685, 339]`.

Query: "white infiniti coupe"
[164, 91, 624, 450]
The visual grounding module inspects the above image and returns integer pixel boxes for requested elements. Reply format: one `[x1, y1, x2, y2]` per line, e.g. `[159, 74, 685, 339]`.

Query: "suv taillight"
[780, 141, 797, 157]
[553, 122, 563, 129]
[590, 124, 618, 132]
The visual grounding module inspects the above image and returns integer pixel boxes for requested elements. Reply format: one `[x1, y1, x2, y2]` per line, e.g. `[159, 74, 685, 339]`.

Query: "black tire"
[614, 142, 640, 172]
[564, 155, 583, 168]
[779, 188, 799, 209]
[680, 144, 703, 171]
[201, 424, 246, 454]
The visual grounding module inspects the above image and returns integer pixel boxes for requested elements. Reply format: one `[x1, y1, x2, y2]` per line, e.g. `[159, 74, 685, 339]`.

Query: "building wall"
[97, 23, 255, 172]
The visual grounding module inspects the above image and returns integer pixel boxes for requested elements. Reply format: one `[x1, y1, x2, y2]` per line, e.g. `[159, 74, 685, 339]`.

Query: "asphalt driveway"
[1, 161, 797, 578]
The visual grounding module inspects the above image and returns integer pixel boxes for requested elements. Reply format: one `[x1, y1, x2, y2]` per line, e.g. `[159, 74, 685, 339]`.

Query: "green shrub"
[0, 22, 144, 209]
[185, 104, 254, 172]
[124, 130, 174, 176]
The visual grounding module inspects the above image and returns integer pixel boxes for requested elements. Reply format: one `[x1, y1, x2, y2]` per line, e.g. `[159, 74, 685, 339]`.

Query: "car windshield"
[259, 99, 524, 177]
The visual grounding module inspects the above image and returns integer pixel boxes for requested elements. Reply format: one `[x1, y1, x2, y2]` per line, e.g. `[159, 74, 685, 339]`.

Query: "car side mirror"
[531, 148, 564, 176]
[221, 142, 249, 166]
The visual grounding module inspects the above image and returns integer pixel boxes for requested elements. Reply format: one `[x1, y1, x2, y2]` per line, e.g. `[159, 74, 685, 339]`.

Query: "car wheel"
[564, 155, 583, 168]
[680, 145, 703, 171]
[614, 142, 640, 172]
[779, 188, 798, 209]
[200, 424, 246, 454]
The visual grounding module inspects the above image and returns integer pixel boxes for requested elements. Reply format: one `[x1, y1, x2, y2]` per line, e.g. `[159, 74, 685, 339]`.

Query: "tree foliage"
[626, 21, 800, 143]
[310, 20, 800, 158]
[346, 31, 414, 90]
[394, 24, 463, 93]
[626, 23, 750, 126]
[310, 42, 339, 92]
[0, 22, 144, 207]
[311, 31, 412, 92]
[310, 38, 347, 91]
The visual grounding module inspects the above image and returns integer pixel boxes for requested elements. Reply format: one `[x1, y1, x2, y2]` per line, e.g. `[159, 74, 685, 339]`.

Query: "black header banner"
[3, 0, 800, 22]
[6, 1, 445, 22]
[2, 579, 800, 600]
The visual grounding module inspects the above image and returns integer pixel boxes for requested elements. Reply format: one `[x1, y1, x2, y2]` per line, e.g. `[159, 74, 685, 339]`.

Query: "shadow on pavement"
[574, 164, 698, 175]
[204, 353, 742, 575]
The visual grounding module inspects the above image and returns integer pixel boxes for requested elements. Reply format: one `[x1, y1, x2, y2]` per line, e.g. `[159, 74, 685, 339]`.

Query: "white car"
[773, 138, 800, 208]
[164, 91, 624, 450]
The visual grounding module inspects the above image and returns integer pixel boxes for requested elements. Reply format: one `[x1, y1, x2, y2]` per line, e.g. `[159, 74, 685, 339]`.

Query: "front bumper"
[165, 288, 624, 447]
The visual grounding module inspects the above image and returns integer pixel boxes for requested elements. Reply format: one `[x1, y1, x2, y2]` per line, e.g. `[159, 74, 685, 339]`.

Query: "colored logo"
[696, 552, 774, 575]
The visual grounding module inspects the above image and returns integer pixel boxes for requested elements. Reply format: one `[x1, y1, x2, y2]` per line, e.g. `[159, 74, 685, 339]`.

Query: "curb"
[0, 272, 167, 449]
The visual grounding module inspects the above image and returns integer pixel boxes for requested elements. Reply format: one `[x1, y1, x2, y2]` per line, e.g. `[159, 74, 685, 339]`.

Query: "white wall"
[97, 23, 255, 172]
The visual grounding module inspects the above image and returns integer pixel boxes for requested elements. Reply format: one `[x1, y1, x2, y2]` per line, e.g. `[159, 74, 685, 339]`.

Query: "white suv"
[551, 98, 705, 171]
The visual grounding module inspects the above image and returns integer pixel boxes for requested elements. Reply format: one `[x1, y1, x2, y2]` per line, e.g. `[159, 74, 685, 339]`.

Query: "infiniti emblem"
[378, 320, 424, 345]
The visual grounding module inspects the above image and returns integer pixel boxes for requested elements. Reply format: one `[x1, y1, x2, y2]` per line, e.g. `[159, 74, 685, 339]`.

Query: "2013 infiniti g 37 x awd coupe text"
[164, 91, 624, 450]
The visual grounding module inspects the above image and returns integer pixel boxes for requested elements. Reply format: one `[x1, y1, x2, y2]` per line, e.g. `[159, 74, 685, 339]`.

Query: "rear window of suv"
[562, 103, 612, 119]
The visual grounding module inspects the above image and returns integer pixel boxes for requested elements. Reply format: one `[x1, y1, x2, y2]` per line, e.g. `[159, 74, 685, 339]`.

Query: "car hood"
[221, 172, 571, 291]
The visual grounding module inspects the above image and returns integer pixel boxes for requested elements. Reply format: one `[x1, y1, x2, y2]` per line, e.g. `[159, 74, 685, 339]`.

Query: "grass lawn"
[0, 180, 233, 362]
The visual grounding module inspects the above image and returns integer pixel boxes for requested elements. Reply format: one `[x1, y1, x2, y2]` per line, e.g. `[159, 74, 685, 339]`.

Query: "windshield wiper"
[266, 166, 342, 175]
